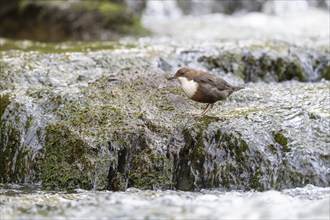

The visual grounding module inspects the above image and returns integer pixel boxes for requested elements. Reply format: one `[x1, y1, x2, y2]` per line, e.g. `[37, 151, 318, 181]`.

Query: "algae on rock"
[198, 43, 330, 82]
[0, 39, 329, 191]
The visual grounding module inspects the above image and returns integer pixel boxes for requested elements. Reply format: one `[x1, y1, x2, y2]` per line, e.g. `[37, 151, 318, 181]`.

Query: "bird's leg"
[200, 103, 214, 116]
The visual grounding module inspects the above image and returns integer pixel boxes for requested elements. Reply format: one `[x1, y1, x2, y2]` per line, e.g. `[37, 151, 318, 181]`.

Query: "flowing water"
[0, 184, 329, 219]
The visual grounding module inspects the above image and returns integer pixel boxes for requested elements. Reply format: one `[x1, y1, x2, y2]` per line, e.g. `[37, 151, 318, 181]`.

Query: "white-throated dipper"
[168, 67, 244, 116]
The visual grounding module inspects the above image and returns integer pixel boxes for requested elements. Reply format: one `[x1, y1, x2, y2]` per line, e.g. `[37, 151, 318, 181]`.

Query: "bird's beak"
[167, 76, 176, 81]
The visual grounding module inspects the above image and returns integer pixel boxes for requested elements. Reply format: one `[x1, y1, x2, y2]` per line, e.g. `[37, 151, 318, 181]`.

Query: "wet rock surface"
[1, 38, 329, 191]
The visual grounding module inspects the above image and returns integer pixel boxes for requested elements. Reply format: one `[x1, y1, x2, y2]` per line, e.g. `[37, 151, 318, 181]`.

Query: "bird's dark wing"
[193, 74, 233, 91]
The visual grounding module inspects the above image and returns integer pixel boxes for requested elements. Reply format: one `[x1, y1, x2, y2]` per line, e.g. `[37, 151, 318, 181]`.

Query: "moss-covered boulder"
[0, 39, 329, 191]
[198, 42, 330, 82]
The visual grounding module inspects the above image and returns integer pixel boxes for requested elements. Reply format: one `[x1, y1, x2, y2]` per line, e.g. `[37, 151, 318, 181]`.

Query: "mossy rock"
[198, 47, 328, 82]
[0, 94, 37, 183]
[128, 147, 173, 190]
[175, 123, 267, 191]
[321, 65, 330, 80]
[0, 123, 25, 182]
[273, 130, 291, 153]
[40, 122, 109, 190]
[0, 93, 11, 118]
[1, 39, 329, 191]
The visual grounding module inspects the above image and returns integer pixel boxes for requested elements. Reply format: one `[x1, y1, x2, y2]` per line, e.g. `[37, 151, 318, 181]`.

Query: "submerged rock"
[0, 39, 329, 191]
[198, 41, 330, 82]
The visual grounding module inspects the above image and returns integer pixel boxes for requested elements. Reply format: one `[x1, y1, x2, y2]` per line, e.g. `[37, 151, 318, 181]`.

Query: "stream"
[1, 184, 329, 219]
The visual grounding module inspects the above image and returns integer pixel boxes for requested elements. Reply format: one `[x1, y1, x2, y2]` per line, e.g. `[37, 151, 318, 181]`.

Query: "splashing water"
[0, 184, 328, 219]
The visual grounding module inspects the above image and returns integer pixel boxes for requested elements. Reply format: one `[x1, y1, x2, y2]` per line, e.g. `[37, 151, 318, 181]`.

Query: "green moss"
[18, 0, 49, 10]
[0, 93, 11, 118]
[198, 53, 243, 75]
[200, 48, 314, 82]
[1, 0, 149, 42]
[0, 38, 132, 53]
[40, 122, 95, 190]
[321, 65, 330, 80]
[282, 61, 306, 82]
[129, 148, 172, 190]
[273, 130, 291, 152]
[0, 123, 27, 182]
[219, 165, 231, 188]
[249, 168, 264, 191]
[39, 73, 175, 190]
[249, 54, 306, 82]
[215, 131, 267, 190]
[177, 123, 267, 191]
[268, 144, 277, 154]
[79, 1, 149, 35]
[12, 147, 29, 181]
[0, 94, 38, 183]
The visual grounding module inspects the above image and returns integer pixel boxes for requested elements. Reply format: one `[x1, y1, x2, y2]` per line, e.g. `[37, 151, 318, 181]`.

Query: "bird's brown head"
[167, 67, 199, 80]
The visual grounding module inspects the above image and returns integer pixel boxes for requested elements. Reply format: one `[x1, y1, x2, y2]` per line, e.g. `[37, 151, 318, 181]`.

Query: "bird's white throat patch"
[177, 77, 198, 98]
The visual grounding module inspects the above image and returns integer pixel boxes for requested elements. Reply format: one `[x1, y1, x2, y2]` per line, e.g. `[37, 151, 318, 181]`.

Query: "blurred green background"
[0, 0, 328, 42]
[0, 0, 148, 42]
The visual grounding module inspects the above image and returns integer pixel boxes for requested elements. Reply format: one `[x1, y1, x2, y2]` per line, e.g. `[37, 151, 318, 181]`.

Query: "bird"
[168, 67, 244, 116]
